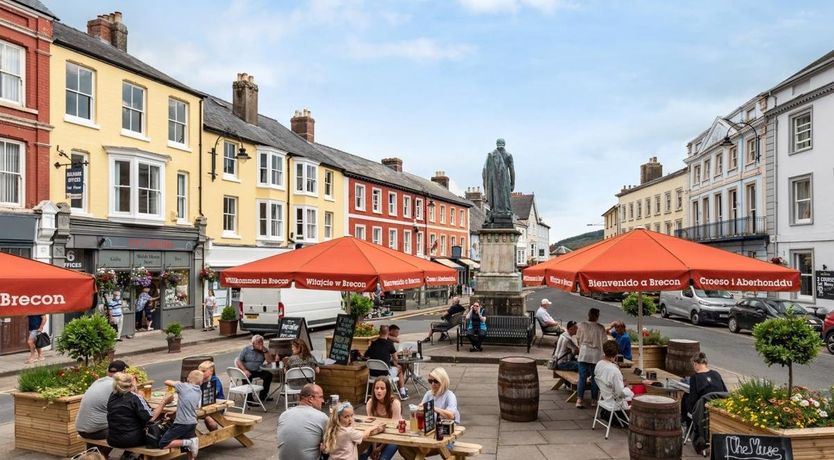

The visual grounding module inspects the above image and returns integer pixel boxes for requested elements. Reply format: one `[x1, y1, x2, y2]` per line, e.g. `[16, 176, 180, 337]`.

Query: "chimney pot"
[291, 108, 315, 143]
[232, 72, 259, 125]
[431, 171, 450, 189]
[87, 11, 128, 52]
[381, 157, 403, 172]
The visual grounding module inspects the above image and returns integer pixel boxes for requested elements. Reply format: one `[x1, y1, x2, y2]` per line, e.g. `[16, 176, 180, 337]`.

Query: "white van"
[235, 287, 343, 334]
[658, 287, 736, 325]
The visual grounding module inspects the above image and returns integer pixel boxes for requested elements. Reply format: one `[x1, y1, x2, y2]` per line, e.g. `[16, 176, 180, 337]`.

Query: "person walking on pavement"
[575, 308, 606, 408]
[25, 313, 46, 364]
[203, 289, 217, 331]
[107, 290, 125, 341]
[277, 384, 329, 460]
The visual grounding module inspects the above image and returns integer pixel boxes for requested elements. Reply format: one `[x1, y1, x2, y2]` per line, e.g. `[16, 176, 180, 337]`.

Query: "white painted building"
[763, 50, 834, 314]
[511, 192, 551, 266]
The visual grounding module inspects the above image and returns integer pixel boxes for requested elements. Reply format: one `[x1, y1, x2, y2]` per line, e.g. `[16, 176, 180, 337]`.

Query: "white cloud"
[458, 0, 577, 14]
[346, 38, 475, 62]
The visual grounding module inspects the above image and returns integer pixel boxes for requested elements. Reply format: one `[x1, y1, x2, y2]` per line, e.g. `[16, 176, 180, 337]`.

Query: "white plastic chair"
[591, 379, 630, 439]
[226, 367, 266, 414]
[365, 359, 399, 401]
[281, 366, 316, 411]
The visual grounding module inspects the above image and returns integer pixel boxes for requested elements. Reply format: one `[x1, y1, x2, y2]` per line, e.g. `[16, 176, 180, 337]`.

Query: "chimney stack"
[640, 156, 663, 184]
[465, 186, 484, 209]
[291, 109, 315, 143]
[431, 171, 449, 189]
[233, 73, 259, 126]
[381, 157, 403, 172]
[86, 12, 128, 52]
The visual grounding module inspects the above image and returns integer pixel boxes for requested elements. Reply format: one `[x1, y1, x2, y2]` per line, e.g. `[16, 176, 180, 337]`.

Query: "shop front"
[0, 213, 37, 355]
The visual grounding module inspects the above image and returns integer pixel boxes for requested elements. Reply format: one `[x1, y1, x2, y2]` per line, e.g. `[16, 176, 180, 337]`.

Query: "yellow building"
[202, 75, 346, 285]
[616, 158, 688, 236]
[49, 16, 205, 334]
[602, 204, 618, 239]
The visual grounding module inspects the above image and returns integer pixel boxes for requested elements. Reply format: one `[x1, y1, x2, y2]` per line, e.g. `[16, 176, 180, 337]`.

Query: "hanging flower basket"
[199, 266, 217, 283]
[771, 256, 788, 266]
[130, 266, 152, 287]
[160, 270, 182, 286]
[94, 267, 117, 293]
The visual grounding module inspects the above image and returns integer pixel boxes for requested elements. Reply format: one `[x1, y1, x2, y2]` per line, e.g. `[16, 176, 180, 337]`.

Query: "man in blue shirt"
[607, 320, 632, 360]
[107, 290, 124, 341]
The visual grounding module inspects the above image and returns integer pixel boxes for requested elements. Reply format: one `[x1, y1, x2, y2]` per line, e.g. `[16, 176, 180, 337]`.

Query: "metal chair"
[281, 366, 316, 411]
[365, 359, 400, 401]
[532, 312, 562, 346]
[226, 367, 266, 414]
[592, 379, 630, 439]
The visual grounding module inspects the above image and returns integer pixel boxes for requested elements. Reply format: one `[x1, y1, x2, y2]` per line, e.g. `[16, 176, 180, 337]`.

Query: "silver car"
[659, 287, 735, 325]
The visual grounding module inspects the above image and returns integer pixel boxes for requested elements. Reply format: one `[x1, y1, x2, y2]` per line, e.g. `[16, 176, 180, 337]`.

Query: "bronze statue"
[482, 138, 515, 227]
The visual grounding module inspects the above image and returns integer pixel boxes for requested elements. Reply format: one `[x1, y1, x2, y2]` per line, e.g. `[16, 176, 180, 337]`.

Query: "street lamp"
[208, 130, 251, 181]
[720, 118, 760, 163]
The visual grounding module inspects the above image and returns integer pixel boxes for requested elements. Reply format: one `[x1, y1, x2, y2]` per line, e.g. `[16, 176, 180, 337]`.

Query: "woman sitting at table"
[106, 372, 169, 451]
[284, 339, 320, 388]
[683, 352, 727, 419]
[322, 401, 386, 460]
[361, 378, 402, 460]
[398, 367, 460, 460]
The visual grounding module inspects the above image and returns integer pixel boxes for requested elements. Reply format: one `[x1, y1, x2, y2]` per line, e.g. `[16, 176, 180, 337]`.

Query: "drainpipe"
[198, 98, 204, 217]
[286, 154, 293, 247]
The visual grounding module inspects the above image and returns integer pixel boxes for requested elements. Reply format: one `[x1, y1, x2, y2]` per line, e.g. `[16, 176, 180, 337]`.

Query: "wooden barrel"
[497, 356, 539, 422]
[180, 355, 213, 382]
[270, 337, 294, 359]
[628, 395, 682, 460]
[665, 339, 700, 377]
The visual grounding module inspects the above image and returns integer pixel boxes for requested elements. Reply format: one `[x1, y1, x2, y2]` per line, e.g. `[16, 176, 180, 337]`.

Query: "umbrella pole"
[638, 291, 644, 371]
[345, 291, 352, 316]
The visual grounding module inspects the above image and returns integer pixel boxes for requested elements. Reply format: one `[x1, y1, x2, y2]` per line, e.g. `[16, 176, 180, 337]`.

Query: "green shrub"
[622, 292, 657, 316]
[18, 364, 63, 393]
[18, 362, 110, 401]
[627, 328, 669, 346]
[753, 314, 823, 395]
[56, 314, 116, 366]
[164, 322, 183, 338]
[346, 293, 373, 320]
[220, 305, 237, 321]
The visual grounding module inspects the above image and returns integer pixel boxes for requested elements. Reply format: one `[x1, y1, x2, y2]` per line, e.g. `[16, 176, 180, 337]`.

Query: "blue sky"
[52, 0, 834, 242]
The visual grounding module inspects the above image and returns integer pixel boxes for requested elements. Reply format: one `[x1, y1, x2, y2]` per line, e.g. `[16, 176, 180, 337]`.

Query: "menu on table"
[328, 314, 356, 365]
[200, 379, 217, 407]
[423, 399, 435, 434]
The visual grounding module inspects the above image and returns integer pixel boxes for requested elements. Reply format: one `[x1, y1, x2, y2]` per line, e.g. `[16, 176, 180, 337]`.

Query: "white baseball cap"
[541, 298, 552, 306]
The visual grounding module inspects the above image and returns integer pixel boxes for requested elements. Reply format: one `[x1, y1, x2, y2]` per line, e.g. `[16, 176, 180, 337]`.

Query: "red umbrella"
[522, 228, 800, 368]
[220, 236, 457, 292]
[0, 252, 95, 316]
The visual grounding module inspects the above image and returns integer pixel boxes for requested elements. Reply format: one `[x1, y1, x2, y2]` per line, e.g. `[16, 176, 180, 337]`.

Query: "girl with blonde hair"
[322, 402, 385, 460]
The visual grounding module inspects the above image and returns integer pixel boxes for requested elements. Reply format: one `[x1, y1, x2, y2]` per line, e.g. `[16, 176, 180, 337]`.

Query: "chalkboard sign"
[200, 379, 217, 407]
[711, 434, 792, 460]
[423, 399, 436, 435]
[816, 270, 834, 300]
[278, 317, 313, 351]
[328, 314, 356, 365]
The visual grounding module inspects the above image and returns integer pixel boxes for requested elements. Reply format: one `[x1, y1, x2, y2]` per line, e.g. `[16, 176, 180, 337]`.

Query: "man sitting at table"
[277, 384, 329, 460]
[234, 335, 275, 406]
[553, 321, 579, 371]
[76, 360, 128, 457]
[364, 325, 407, 399]
[607, 320, 633, 360]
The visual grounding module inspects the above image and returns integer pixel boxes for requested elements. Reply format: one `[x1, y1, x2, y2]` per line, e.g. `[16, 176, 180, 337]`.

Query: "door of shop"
[0, 247, 33, 354]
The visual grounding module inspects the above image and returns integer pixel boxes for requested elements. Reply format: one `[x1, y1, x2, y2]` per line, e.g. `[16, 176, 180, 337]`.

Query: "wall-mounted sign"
[99, 237, 195, 251]
[815, 270, 834, 300]
[65, 166, 84, 199]
[99, 250, 131, 268]
[64, 249, 86, 271]
[164, 252, 190, 268]
[134, 251, 162, 268]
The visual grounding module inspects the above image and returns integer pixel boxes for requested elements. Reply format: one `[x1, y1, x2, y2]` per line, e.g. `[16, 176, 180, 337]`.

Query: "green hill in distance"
[550, 229, 603, 252]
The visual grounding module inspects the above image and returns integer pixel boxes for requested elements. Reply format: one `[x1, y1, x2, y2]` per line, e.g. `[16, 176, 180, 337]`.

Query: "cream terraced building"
[616, 163, 687, 236]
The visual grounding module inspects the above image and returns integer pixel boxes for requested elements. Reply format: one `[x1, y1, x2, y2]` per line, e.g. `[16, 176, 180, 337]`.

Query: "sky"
[50, 0, 834, 243]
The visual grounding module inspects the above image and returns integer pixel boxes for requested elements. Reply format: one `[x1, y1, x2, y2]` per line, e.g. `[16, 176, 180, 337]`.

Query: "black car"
[728, 298, 824, 334]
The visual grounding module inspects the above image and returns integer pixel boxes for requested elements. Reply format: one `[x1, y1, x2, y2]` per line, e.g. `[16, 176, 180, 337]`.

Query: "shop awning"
[433, 258, 465, 270]
[456, 258, 480, 270]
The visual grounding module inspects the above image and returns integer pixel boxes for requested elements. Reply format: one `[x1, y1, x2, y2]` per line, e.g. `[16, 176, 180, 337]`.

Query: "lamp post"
[208, 131, 251, 181]
[720, 118, 760, 163]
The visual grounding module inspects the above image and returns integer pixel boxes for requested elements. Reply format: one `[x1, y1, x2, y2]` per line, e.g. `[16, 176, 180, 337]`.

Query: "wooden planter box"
[634, 345, 667, 370]
[325, 334, 379, 358]
[708, 406, 834, 460]
[318, 363, 369, 405]
[13, 392, 85, 457]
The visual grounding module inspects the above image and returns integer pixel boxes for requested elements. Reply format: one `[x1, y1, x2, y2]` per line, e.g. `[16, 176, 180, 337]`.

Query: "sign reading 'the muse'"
[711, 434, 792, 460]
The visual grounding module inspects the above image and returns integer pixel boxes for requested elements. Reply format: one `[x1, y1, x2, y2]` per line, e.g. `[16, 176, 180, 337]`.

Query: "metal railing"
[675, 216, 767, 242]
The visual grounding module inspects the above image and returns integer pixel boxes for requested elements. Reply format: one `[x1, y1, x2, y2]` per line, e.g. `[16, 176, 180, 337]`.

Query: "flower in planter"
[160, 270, 182, 286]
[353, 322, 379, 338]
[130, 266, 153, 287]
[771, 256, 787, 266]
[95, 268, 117, 293]
[199, 266, 217, 282]
[711, 378, 834, 429]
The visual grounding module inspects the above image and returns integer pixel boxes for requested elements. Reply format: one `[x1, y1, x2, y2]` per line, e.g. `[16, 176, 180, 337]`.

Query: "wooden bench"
[551, 370, 590, 403]
[456, 314, 535, 352]
[79, 437, 174, 460]
[451, 441, 483, 459]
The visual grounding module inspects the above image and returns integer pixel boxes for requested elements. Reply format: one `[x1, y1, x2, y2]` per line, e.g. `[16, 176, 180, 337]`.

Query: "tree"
[56, 314, 117, 366]
[622, 292, 657, 317]
[752, 314, 823, 395]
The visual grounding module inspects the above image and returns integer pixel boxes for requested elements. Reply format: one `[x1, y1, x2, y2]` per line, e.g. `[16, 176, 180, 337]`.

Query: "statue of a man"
[482, 138, 515, 226]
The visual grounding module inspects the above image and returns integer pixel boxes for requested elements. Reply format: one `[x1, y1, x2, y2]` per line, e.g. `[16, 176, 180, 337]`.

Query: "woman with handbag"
[25, 314, 47, 364]
[107, 372, 169, 452]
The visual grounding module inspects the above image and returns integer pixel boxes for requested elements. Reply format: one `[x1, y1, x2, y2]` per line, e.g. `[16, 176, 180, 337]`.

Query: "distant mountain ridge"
[550, 230, 603, 252]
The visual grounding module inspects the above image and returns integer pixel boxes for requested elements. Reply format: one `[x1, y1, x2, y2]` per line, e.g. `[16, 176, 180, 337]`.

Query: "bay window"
[108, 150, 166, 224]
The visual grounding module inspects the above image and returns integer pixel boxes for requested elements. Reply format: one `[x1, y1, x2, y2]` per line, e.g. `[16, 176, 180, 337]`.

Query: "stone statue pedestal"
[473, 227, 524, 316]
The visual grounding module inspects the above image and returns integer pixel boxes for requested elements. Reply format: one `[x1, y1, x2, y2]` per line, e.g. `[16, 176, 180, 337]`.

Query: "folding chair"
[365, 359, 400, 401]
[592, 379, 630, 440]
[281, 366, 316, 411]
[226, 367, 266, 414]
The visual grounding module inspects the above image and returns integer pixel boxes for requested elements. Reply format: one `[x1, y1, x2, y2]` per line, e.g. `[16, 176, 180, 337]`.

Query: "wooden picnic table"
[147, 398, 262, 451]
[355, 416, 469, 460]
[621, 367, 686, 401]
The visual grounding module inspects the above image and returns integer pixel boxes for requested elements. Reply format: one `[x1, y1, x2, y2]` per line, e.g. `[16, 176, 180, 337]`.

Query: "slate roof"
[52, 22, 202, 97]
[313, 142, 472, 208]
[469, 205, 486, 233]
[763, 49, 834, 94]
[511, 194, 535, 220]
[11, 0, 56, 18]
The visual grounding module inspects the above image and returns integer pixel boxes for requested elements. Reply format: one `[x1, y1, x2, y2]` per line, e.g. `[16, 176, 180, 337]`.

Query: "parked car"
[823, 310, 834, 354]
[658, 287, 735, 325]
[728, 298, 824, 334]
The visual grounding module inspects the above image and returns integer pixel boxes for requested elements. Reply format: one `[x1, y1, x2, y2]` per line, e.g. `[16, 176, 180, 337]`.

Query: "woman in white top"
[398, 368, 459, 460]
[594, 340, 633, 411]
[575, 308, 607, 408]
[203, 289, 217, 331]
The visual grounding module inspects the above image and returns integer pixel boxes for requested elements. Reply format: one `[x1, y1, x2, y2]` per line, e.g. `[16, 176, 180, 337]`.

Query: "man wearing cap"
[553, 321, 580, 371]
[535, 298, 562, 333]
[76, 360, 128, 455]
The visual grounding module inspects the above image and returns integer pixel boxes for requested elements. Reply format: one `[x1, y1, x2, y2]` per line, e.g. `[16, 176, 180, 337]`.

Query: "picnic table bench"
[551, 370, 589, 403]
[456, 314, 535, 352]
